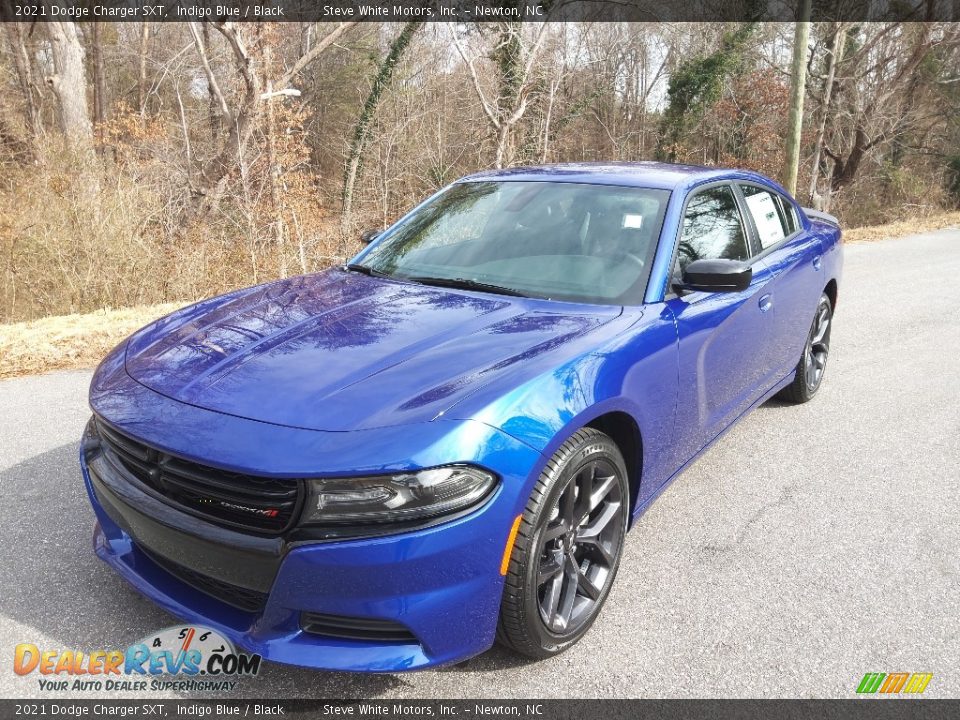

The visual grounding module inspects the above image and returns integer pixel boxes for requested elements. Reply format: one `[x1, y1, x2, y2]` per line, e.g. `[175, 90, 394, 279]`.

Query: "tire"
[496, 427, 629, 659]
[779, 292, 833, 404]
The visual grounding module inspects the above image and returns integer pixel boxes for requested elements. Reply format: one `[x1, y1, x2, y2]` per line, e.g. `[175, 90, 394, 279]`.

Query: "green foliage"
[656, 21, 759, 161]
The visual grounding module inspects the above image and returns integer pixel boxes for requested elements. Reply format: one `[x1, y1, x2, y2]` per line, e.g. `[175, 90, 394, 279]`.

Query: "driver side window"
[675, 185, 749, 275]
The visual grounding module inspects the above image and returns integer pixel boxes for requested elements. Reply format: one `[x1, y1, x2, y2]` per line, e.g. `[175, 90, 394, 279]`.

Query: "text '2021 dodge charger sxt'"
[81, 162, 842, 671]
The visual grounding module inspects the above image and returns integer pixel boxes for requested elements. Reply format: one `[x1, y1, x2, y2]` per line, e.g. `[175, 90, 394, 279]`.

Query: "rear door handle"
[812, 255, 822, 270]
[758, 294, 773, 312]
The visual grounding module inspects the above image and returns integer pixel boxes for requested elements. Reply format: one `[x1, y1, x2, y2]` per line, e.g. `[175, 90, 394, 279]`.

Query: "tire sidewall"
[804, 293, 833, 397]
[519, 434, 629, 653]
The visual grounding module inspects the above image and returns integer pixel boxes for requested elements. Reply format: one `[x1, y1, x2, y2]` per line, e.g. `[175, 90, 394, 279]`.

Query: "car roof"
[458, 161, 738, 191]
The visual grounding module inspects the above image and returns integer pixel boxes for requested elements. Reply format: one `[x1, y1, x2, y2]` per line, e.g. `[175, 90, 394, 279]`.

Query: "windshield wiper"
[402, 275, 530, 298]
[343, 263, 389, 278]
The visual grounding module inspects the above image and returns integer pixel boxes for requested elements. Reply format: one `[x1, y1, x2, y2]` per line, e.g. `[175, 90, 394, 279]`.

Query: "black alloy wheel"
[779, 291, 833, 403]
[497, 428, 629, 658]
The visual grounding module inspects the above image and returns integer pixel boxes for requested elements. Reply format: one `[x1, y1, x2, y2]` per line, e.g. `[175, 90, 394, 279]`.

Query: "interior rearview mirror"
[360, 228, 382, 245]
[675, 259, 752, 294]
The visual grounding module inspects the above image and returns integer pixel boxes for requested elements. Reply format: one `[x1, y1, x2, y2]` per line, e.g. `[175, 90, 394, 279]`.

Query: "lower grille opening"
[139, 545, 267, 613]
[300, 612, 418, 643]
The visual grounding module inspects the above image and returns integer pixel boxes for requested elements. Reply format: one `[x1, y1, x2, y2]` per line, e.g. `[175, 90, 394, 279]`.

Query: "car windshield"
[353, 181, 670, 305]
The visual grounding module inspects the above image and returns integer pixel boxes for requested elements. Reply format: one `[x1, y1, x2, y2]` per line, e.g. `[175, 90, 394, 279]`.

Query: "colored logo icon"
[856, 672, 933, 695]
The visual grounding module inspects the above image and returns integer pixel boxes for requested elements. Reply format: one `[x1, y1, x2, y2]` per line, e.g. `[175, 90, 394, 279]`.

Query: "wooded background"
[2, 20, 959, 322]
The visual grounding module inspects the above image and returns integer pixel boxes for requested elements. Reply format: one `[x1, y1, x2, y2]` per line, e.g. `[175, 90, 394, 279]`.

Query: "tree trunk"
[201, 22, 222, 137]
[451, 22, 548, 170]
[782, 0, 811, 196]
[44, 21, 93, 148]
[188, 103, 259, 223]
[90, 22, 107, 127]
[263, 43, 287, 279]
[300, 22, 313, 56]
[829, 127, 869, 192]
[184, 21, 356, 228]
[137, 22, 151, 115]
[491, 22, 522, 168]
[494, 122, 510, 168]
[341, 21, 421, 233]
[3, 22, 42, 137]
[823, 26, 932, 200]
[185, 23, 260, 223]
[807, 23, 846, 207]
[540, 76, 558, 163]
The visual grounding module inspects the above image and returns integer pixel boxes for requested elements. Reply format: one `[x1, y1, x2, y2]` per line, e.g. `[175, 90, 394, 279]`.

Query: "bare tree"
[87, 21, 109, 151]
[184, 21, 358, 225]
[5, 18, 960, 324]
[342, 21, 423, 232]
[44, 21, 93, 148]
[451, 21, 551, 168]
[2, 21, 43, 137]
[820, 24, 937, 206]
[137, 22, 151, 115]
[807, 22, 847, 207]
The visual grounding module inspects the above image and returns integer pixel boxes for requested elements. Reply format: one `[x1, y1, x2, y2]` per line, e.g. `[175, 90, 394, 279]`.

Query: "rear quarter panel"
[812, 218, 844, 294]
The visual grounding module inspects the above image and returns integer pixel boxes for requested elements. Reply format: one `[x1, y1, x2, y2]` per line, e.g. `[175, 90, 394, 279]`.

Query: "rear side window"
[676, 185, 749, 273]
[739, 184, 796, 249]
[779, 194, 799, 235]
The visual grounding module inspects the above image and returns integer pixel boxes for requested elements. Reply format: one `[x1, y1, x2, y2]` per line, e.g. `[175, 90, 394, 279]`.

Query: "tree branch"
[278, 21, 358, 89]
[188, 21, 231, 122]
[450, 26, 500, 130]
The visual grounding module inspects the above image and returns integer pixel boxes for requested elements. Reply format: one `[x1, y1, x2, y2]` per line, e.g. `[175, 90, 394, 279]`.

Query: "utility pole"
[783, 0, 812, 196]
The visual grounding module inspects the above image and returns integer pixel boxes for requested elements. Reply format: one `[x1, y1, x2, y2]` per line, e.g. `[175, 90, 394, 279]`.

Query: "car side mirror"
[674, 259, 753, 294]
[360, 228, 382, 245]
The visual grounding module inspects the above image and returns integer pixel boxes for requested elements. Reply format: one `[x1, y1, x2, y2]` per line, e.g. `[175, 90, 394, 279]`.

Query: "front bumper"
[81, 422, 539, 672]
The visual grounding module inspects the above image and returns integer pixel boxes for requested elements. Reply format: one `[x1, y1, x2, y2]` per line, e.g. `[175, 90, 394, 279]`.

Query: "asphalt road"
[1, 230, 958, 700]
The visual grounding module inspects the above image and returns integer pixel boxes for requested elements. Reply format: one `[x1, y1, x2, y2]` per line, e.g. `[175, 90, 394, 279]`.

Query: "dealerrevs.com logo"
[13, 625, 261, 692]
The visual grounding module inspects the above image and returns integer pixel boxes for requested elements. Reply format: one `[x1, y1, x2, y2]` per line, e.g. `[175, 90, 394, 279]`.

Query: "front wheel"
[496, 428, 629, 659]
[779, 292, 833, 404]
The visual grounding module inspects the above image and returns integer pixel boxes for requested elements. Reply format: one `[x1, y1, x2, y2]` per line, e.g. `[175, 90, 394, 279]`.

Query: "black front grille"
[140, 546, 267, 613]
[95, 418, 302, 535]
[300, 612, 418, 643]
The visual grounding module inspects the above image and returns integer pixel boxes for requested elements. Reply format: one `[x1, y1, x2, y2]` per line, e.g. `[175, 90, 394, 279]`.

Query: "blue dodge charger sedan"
[81, 162, 842, 671]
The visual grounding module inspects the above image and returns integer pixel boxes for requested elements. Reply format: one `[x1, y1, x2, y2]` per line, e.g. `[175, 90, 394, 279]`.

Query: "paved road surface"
[1, 230, 958, 699]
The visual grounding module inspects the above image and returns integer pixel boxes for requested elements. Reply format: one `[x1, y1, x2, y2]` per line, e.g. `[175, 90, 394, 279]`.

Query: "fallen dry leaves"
[842, 210, 960, 243]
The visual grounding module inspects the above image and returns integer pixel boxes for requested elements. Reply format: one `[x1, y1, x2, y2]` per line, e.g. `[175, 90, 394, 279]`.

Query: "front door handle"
[758, 294, 773, 312]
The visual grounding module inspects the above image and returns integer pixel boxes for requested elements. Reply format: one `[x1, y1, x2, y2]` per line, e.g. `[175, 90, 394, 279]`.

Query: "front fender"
[448, 305, 680, 506]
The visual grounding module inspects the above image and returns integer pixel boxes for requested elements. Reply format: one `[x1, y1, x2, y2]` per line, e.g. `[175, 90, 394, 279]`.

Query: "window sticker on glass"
[744, 192, 785, 248]
[622, 213, 643, 229]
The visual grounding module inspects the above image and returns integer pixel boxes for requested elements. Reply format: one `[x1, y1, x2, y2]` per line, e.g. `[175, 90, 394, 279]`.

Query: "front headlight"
[300, 465, 497, 526]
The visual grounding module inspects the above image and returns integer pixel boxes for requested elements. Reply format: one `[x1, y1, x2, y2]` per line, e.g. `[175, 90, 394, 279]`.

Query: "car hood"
[124, 270, 620, 431]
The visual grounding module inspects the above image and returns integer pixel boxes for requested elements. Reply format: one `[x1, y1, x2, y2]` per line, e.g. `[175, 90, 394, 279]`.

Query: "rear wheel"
[496, 428, 628, 658]
[779, 292, 833, 403]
